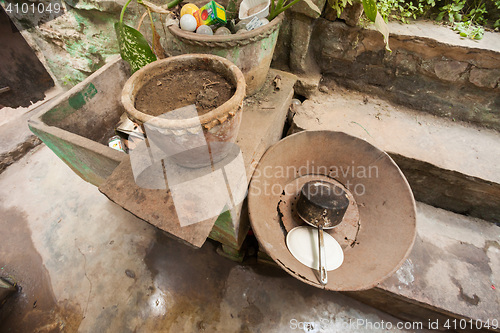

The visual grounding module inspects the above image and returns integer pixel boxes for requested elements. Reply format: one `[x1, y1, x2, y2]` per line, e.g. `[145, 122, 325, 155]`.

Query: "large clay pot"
[168, 14, 283, 96]
[121, 54, 246, 168]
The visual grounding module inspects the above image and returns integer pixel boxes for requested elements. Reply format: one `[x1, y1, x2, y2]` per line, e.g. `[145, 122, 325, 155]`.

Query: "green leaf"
[363, 0, 378, 22]
[328, 0, 341, 17]
[302, 0, 322, 15]
[115, 22, 157, 73]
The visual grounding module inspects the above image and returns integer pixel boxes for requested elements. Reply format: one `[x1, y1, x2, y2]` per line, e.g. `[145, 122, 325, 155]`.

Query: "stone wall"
[272, 4, 500, 131]
[310, 19, 500, 131]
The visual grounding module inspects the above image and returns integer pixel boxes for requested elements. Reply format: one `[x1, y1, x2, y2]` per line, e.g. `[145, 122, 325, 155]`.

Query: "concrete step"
[288, 88, 500, 329]
[350, 201, 500, 332]
[289, 87, 500, 224]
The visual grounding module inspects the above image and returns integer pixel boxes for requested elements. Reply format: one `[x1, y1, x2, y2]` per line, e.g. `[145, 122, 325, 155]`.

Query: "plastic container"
[238, 0, 270, 24]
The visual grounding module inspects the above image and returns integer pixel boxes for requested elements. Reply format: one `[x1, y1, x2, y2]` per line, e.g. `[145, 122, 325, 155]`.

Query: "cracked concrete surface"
[0, 145, 432, 332]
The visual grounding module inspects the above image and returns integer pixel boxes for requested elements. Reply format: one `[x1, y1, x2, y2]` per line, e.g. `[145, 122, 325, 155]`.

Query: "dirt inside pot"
[134, 68, 235, 117]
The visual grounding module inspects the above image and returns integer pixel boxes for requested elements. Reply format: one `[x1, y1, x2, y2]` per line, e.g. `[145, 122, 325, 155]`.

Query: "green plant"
[377, 0, 434, 23]
[468, 0, 487, 24]
[436, 0, 465, 22]
[373, 0, 497, 40]
[368, 0, 499, 44]
[436, 0, 490, 39]
[452, 20, 484, 38]
[115, 0, 181, 72]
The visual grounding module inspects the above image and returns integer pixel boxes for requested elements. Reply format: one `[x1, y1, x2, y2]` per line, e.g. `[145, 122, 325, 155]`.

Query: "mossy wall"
[0, 0, 159, 88]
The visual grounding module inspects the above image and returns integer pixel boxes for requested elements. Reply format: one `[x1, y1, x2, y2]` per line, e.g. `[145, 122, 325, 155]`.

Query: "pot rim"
[168, 13, 283, 45]
[121, 54, 246, 130]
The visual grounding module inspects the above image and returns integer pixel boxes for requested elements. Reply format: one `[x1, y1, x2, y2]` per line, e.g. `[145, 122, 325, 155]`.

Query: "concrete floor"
[0, 145, 432, 332]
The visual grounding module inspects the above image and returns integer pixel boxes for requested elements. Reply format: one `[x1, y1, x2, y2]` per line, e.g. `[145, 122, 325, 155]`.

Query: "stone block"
[350, 202, 500, 328]
[363, 65, 392, 86]
[469, 67, 500, 89]
[271, 12, 293, 71]
[290, 0, 327, 19]
[339, 2, 363, 26]
[433, 60, 468, 82]
[311, 19, 362, 65]
[293, 73, 322, 98]
[324, 1, 364, 27]
[391, 51, 418, 75]
[289, 13, 317, 74]
[309, 18, 500, 130]
[418, 59, 436, 77]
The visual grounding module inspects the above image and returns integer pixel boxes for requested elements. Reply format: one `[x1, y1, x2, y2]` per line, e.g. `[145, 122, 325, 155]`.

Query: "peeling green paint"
[209, 209, 239, 246]
[42, 83, 97, 123]
[31, 6, 120, 86]
[68, 83, 97, 109]
[29, 127, 102, 185]
[231, 46, 241, 62]
[259, 31, 279, 62]
[214, 209, 233, 229]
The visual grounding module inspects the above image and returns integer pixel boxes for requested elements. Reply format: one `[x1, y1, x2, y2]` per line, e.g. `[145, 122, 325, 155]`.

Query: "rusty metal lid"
[248, 130, 417, 291]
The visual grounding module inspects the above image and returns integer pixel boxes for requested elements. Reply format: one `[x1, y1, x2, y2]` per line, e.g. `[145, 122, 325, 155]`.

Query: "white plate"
[286, 226, 344, 271]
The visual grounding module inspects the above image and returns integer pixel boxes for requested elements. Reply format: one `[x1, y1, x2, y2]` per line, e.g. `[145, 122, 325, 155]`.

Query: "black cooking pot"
[295, 180, 350, 286]
[296, 180, 349, 228]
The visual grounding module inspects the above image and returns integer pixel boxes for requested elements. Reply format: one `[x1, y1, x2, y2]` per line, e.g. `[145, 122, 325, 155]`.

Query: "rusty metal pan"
[248, 130, 417, 291]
